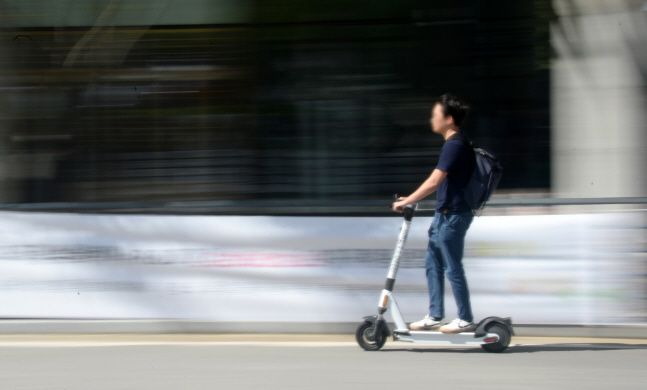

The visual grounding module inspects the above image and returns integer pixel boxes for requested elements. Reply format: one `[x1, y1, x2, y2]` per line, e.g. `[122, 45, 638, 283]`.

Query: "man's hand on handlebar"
[392, 196, 408, 213]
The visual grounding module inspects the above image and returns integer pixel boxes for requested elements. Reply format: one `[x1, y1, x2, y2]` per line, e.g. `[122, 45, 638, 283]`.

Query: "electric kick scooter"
[355, 196, 514, 352]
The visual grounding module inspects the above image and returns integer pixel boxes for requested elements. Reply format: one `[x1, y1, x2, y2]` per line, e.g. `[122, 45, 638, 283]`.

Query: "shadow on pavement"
[380, 343, 647, 353]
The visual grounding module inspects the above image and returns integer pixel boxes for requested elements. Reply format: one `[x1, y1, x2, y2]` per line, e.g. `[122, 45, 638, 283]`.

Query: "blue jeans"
[425, 210, 474, 322]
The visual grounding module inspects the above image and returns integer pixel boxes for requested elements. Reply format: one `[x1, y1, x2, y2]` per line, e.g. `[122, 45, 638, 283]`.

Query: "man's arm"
[392, 168, 447, 212]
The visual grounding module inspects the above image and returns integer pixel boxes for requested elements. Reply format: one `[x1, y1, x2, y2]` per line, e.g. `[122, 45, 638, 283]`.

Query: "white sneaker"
[408, 314, 443, 331]
[439, 318, 477, 334]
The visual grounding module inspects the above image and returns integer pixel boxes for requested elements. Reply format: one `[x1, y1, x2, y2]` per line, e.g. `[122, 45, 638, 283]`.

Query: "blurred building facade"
[0, 1, 645, 325]
[551, 0, 647, 199]
[0, 0, 556, 210]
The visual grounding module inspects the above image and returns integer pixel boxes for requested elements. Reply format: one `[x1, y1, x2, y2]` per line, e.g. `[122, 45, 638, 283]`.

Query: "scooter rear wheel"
[480, 323, 511, 353]
[355, 321, 388, 351]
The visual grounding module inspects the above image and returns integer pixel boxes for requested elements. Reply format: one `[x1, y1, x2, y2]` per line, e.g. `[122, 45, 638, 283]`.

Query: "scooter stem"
[386, 204, 416, 282]
[377, 201, 417, 314]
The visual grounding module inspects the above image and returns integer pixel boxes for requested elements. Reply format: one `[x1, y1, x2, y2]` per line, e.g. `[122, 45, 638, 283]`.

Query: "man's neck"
[443, 127, 459, 141]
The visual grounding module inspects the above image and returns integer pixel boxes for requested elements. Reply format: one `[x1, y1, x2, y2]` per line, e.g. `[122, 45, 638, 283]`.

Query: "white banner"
[0, 210, 644, 324]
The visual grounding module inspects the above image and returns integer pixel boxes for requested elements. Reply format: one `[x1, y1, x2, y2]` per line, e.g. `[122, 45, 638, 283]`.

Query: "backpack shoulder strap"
[459, 132, 475, 148]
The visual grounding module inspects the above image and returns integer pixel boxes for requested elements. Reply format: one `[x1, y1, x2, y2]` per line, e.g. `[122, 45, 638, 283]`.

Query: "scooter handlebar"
[403, 205, 415, 221]
[393, 193, 417, 221]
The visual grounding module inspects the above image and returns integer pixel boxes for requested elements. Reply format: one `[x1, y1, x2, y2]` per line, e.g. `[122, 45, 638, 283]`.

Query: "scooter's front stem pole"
[377, 204, 416, 315]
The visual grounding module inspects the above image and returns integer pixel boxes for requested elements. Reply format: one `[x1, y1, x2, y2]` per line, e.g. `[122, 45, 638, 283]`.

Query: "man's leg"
[425, 215, 445, 319]
[437, 212, 474, 323]
[409, 216, 446, 331]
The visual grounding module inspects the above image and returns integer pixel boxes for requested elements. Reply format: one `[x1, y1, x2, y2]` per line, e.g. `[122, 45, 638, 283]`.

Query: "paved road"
[0, 335, 646, 390]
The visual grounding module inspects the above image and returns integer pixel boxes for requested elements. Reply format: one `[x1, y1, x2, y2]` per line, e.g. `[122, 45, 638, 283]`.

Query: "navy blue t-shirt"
[434, 132, 475, 212]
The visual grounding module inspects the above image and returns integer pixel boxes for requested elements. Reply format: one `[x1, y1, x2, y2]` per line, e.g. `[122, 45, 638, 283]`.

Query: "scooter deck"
[392, 329, 500, 345]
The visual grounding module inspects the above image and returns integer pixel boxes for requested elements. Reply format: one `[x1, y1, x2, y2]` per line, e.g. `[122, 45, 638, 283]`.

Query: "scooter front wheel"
[355, 321, 388, 351]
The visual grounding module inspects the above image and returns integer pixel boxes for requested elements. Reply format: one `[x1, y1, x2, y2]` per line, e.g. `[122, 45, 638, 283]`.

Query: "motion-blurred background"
[0, 1, 644, 328]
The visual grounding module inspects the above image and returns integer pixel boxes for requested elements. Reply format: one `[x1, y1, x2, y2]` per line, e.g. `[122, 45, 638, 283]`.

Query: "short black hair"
[433, 93, 471, 127]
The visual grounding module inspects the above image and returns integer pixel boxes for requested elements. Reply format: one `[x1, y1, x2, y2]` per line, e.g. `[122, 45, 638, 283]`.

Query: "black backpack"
[459, 135, 503, 215]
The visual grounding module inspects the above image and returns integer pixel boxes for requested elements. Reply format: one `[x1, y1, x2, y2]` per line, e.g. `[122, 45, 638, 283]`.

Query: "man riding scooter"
[391, 93, 477, 334]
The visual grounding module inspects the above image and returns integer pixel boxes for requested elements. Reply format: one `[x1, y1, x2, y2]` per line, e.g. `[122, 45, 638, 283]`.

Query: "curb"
[0, 320, 646, 338]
